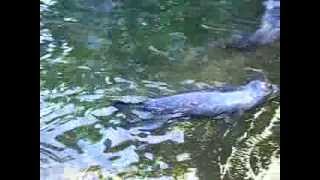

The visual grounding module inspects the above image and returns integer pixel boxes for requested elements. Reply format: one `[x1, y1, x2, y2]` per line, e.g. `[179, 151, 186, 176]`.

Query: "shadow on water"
[41, 0, 279, 179]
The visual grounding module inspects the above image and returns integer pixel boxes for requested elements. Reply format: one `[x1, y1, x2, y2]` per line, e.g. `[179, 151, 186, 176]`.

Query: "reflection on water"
[40, 0, 279, 179]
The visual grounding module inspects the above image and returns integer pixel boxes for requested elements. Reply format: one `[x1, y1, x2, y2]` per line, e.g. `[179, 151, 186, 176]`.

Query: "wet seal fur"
[113, 80, 279, 124]
[227, 0, 280, 49]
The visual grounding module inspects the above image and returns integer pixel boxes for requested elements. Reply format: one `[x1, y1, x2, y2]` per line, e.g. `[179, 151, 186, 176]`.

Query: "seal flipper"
[214, 110, 244, 138]
[224, 109, 245, 126]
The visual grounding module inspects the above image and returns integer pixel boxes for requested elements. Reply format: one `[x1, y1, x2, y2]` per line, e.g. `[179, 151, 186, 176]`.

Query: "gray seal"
[113, 80, 279, 122]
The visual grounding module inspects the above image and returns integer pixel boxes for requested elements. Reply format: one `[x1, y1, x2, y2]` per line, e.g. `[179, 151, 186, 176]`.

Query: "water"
[40, 0, 280, 179]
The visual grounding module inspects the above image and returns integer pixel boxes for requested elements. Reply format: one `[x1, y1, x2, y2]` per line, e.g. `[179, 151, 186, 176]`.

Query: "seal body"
[228, 0, 280, 49]
[249, 0, 280, 45]
[114, 80, 279, 121]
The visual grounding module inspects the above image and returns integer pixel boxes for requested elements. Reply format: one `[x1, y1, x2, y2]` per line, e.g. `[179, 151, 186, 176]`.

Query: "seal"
[228, 0, 280, 49]
[113, 80, 279, 122]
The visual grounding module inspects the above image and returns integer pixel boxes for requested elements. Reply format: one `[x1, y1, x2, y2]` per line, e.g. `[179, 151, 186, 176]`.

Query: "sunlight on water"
[40, 0, 279, 179]
[220, 106, 280, 180]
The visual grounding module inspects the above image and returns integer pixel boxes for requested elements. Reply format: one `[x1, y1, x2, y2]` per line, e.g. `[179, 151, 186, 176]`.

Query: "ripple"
[40, 0, 280, 178]
[220, 106, 280, 179]
[40, 103, 76, 125]
[112, 95, 148, 103]
[89, 106, 118, 117]
[77, 94, 104, 102]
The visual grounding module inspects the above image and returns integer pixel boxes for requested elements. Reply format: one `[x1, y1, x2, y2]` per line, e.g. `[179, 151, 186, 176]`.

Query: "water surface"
[40, 0, 280, 179]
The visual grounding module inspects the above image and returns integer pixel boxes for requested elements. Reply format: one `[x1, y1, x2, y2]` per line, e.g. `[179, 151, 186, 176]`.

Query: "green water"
[40, 0, 280, 179]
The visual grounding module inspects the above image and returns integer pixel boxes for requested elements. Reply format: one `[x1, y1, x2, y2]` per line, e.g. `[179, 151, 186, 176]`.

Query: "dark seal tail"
[111, 101, 162, 126]
[112, 101, 130, 111]
[112, 101, 144, 112]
